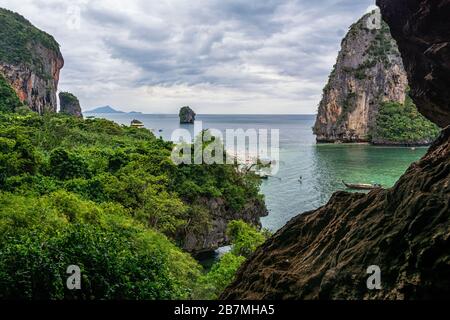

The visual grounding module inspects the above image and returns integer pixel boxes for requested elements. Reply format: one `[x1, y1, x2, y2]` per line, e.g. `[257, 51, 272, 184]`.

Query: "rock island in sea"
[313, 11, 439, 146]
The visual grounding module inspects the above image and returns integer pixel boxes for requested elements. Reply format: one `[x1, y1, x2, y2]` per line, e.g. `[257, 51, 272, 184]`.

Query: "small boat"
[342, 180, 382, 190]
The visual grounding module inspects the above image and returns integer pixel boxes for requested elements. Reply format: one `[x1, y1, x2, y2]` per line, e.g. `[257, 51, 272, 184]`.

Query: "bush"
[0, 192, 201, 300]
[227, 220, 268, 258]
[192, 220, 269, 299]
[49, 148, 90, 180]
[0, 74, 22, 113]
[372, 97, 440, 144]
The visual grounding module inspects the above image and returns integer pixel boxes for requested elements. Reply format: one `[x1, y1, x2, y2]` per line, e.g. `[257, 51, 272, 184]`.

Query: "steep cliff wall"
[223, 1, 450, 300]
[313, 13, 408, 143]
[59, 92, 83, 118]
[377, 0, 450, 128]
[0, 8, 63, 114]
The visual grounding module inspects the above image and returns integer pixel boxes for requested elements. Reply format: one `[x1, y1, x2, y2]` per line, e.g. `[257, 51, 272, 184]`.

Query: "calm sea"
[88, 113, 427, 231]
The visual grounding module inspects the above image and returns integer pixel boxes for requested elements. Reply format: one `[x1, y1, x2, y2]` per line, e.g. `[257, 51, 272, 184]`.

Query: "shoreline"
[316, 141, 432, 148]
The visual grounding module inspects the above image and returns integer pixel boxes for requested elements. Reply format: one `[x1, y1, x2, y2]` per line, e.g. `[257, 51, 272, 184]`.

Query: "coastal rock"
[182, 198, 268, 255]
[59, 92, 82, 118]
[179, 106, 196, 124]
[313, 12, 408, 143]
[377, 0, 450, 128]
[0, 8, 63, 114]
[222, 127, 450, 300]
[222, 1, 450, 300]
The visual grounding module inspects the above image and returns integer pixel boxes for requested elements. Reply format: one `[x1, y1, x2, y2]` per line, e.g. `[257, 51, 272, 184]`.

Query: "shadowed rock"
[222, 0, 450, 300]
[377, 0, 450, 127]
[179, 106, 196, 124]
[59, 92, 83, 118]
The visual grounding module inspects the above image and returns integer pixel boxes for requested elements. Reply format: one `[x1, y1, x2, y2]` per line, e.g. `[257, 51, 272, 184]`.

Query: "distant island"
[84, 105, 142, 114]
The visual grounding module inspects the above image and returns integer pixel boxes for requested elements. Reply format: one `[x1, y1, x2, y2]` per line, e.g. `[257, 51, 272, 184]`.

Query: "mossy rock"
[0, 8, 61, 79]
[0, 73, 22, 112]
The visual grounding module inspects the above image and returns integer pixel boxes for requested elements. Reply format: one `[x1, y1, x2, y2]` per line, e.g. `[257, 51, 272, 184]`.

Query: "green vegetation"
[0, 8, 60, 79]
[371, 96, 440, 144]
[344, 14, 396, 80]
[365, 20, 395, 67]
[0, 73, 22, 112]
[59, 92, 79, 106]
[0, 192, 200, 299]
[0, 110, 266, 299]
[192, 220, 269, 299]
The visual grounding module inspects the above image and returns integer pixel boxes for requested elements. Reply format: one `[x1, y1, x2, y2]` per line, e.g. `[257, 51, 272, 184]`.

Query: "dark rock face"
[179, 106, 196, 124]
[222, 126, 450, 300]
[182, 198, 268, 254]
[222, 0, 450, 300]
[59, 92, 82, 118]
[377, 0, 450, 128]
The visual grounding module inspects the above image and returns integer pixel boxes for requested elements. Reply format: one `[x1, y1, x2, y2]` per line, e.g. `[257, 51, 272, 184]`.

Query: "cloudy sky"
[1, 0, 376, 114]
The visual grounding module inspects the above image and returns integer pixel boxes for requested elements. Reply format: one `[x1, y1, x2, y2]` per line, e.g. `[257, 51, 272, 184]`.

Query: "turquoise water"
[88, 113, 427, 231]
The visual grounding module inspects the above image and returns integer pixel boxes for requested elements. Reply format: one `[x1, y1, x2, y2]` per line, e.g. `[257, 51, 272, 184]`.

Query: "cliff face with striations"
[377, 0, 450, 128]
[0, 8, 63, 114]
[313, 12, 408, 143]
[223, 0, 450, 300]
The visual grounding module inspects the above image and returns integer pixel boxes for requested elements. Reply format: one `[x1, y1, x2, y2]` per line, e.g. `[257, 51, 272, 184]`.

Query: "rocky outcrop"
[59, 92, 82, 118]
[313, 12, 408, 143]
[182, 198, 268, 254]
[222, 1, 450, 300]
[179, 106, 196, 124]
[0, 8, 63, 114]
[223, 128, 449, 299]
[377, 0, 450, 128]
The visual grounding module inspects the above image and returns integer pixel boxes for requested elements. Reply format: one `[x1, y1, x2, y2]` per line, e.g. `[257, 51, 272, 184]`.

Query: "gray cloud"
[0, 0, 375, 113]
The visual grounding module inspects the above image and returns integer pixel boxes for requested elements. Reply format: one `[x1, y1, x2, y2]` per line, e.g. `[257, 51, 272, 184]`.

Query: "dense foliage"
[192, 220, 269, 300]
[0, 192, 200, 299]
[0, 73, 22, 113]
[0, 8, 60, 78]
[371, 96, 440, 144]
[59, 92, 80, 109]
[0, 110, 265, 299]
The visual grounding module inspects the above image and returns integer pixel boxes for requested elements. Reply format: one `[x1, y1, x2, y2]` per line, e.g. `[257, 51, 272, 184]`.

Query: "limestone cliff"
[179, 106, 196, 124]
[377, 0, 450, 128]
[0, 8, 63, 114]
[313, 12, 408, 143]
[181, 198, 268, 254]
[222, 0, 450, 300]
[59, 92, 83, 118]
